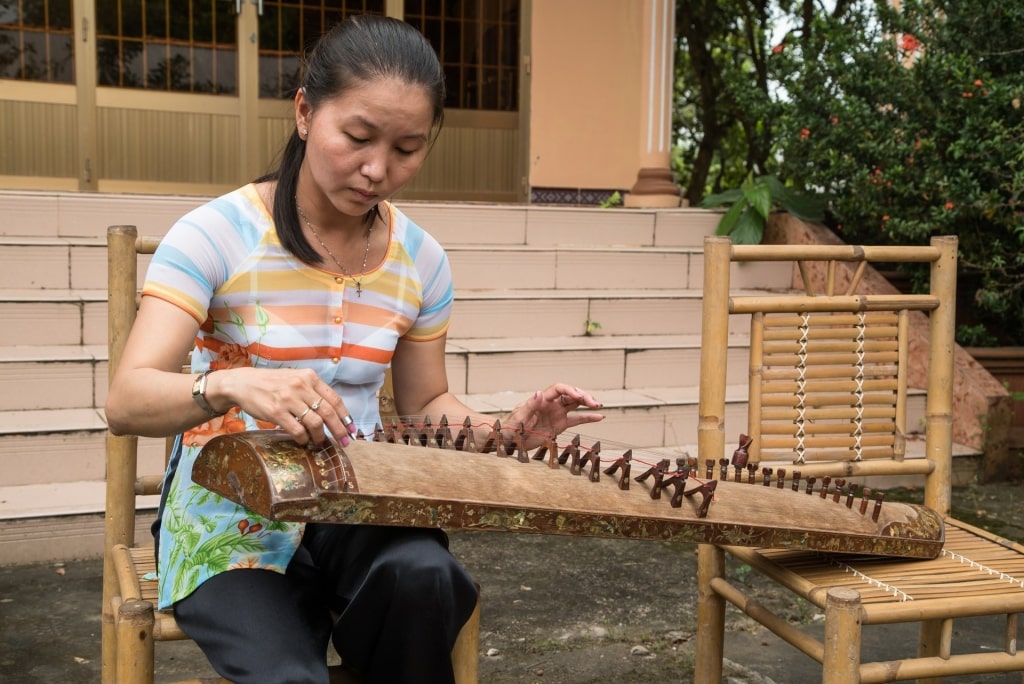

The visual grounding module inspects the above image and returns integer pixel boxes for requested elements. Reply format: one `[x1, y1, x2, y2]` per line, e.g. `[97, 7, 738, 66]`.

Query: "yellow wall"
[529, 0, 643, 190]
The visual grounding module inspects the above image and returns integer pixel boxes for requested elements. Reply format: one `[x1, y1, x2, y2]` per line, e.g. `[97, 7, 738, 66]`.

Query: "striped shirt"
[143, 184, 453, 608]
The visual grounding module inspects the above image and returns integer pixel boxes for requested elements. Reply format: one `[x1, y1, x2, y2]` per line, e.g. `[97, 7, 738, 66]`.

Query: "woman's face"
[296, 77, 435, 219]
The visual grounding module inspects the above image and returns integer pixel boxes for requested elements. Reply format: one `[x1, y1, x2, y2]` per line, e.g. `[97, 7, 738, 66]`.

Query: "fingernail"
[340, 434, 350, 447]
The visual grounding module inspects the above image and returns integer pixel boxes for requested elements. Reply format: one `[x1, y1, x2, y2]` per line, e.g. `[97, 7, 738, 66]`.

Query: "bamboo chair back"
[697, 235, 956, 515]
[102, 225, 479, 684]
[694, 235, 1024, 683]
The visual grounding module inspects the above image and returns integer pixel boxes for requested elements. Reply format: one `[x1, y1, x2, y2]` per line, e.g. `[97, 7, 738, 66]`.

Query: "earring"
[301, 128, 309, 138]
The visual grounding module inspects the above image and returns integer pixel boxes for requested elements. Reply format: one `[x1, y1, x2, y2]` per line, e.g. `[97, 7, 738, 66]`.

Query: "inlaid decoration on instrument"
[191, 417, 945, 560]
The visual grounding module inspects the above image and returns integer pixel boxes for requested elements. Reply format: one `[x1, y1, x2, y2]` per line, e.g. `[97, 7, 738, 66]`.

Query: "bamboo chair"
[102, 224, 480, 684]
[693, 235, 1024, 684]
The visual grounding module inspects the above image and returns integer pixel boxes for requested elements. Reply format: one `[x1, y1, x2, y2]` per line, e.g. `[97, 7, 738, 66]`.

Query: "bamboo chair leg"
[822, 588, 861, 684]
[116, 598, 156, 684]
[694, 543, 727, 684]
[917, 618, 949, 684]
[453, 596, 481, 684]
[102, 602, 117, 684]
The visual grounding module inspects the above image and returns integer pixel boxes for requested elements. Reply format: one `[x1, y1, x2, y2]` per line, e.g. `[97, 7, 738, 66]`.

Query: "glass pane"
[121, 1, 143, 39]
[215, 46, 236, 94]
[279, 5, 299, 51]
[96, 37, 121, 85]
[480, 65, 496, 109]
[301, 6, 321, 46]
[0, 28, 21, 79]
[421, 17, 440, 47]
[193, 0, 213, 43]
[0, 3, 20, 25]
[443, 64, 459, 108]
[122, 39, 145, 87]
[22, 2, 44, 26]
[145, 0, 167, 38]
[442, 20, 459, 61]
[193, 45, 213, 92]
[166, 44, 191, 90]
[279, 53, 300, 97]
[145, 41, 167, 88]
[49, 32, 73, 82]
[215, 0, 234, 42]
[325, 6, 345, 27]
[168, 2, 190, 41]
[258, 3, 278, 48]
[258, 53, 278, 98]
[50, 0, 73, 30]
[21, 31, 45, 79]
[95, 0, 119, 36]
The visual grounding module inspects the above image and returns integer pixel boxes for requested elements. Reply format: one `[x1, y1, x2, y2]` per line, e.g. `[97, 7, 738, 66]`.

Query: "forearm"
[106, 367, 224, 438]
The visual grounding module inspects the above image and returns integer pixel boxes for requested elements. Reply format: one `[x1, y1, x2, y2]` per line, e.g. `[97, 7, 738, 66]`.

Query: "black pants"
[173, 525, 478, 684]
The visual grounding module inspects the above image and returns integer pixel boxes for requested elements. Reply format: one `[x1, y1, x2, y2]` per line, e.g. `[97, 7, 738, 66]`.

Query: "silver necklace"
[296, 200, 374, 297]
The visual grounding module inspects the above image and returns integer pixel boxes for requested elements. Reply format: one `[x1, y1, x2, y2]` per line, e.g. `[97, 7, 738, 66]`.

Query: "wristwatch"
[191, 369, 225, 417]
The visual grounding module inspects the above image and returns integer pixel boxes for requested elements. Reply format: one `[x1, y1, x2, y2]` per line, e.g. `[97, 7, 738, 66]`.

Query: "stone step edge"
[0, 333, 719, 364]
[0, 286, 715, 304]
[0, 384, 929, 437]
[0, 235, 706, 252]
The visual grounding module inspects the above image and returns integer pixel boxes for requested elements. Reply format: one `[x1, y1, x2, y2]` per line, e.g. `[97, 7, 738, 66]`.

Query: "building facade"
[0, 0, 679, 207]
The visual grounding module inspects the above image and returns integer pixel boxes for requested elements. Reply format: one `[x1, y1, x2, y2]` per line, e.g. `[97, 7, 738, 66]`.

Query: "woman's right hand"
[208, 367, 357, 447]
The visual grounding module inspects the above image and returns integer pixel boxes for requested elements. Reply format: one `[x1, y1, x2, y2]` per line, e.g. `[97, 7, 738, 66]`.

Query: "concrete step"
[0, 385, 934, 520]
[0, 345, 106, 411]
[0, 190, 722, 247]
[445, 333, 751, 394]
[0, 332, 750, 412]
[0, 285, 744, 345]
[0, 289, 107, 346]
[1, 238, 793, 293]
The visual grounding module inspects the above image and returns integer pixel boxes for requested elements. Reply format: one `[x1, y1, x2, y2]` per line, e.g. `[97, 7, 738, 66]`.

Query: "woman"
[105, 15, 603, 684]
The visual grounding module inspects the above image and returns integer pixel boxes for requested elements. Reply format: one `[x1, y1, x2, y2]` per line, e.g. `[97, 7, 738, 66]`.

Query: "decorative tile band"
[530, 187, 626, 206]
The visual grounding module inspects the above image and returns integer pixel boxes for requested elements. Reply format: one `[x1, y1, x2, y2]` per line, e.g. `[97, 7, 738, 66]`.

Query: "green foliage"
[770, 1, 1024, 344]
[675, 0, 1024, 343]
[957, 324, 999, 348]
[599, 191, 622, 209]
[700, 174, 825, 244]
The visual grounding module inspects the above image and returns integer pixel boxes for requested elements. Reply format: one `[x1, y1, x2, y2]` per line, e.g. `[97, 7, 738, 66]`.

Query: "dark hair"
[260, 15, 446, 263]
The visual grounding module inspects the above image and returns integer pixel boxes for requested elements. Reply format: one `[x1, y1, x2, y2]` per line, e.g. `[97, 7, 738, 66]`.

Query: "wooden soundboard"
[191, 425, 944, 559]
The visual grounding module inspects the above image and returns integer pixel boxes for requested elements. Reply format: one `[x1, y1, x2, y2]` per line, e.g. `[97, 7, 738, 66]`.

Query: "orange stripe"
[199, 337, 395, 364]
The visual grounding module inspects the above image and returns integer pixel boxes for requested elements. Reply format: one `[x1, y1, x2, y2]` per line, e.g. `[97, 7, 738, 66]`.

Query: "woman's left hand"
[505, 383, 604, 449]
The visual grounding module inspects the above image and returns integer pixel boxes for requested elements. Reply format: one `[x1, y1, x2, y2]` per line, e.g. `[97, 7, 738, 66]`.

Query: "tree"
[674, 0, 1024, 344]
[773, 1, 1024, 344]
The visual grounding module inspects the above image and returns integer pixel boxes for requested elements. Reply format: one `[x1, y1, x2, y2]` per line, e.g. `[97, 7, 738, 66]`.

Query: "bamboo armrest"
[111, 544, 143, 601]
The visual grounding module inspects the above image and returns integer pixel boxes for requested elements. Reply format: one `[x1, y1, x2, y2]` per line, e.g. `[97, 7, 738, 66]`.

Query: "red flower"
[799, 128, 811, 140]
[899, 34, 921, 52]
[771, 43, 785, 55]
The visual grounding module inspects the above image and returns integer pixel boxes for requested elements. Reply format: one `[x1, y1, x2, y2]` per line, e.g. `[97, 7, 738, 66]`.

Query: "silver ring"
[310, 398, 322, 412]
[295, 406, 312, 422]
[341, 414, 355, 427]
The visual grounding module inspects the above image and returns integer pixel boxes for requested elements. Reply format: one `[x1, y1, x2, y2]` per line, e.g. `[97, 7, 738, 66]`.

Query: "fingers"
[272, 371, 356, 447]
[542, 384, 603, 411]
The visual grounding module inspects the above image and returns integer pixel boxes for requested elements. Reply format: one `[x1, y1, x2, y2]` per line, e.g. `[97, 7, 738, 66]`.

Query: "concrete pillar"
[623, 0, 682, 208]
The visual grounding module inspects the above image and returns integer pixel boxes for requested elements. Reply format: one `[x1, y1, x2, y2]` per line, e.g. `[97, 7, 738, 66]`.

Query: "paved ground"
[1, 482, 1022, 683]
